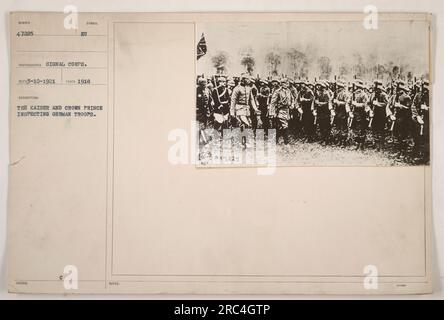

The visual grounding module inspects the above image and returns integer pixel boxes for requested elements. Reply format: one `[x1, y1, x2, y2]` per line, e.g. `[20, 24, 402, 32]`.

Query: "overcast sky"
[196, 20, 429, 80]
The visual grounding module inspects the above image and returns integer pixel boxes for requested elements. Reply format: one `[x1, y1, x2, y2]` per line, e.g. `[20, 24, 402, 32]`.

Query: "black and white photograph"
[196, 20, 431, 166]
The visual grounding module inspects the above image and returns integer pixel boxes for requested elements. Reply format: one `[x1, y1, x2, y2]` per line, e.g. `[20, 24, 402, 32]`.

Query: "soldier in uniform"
[289, 79, 301, 138]
[410, 80, 421, 100]
[256, 79, 271, 132]
[266, 77, 281, 131]
[411, 80, 430, 162]
[332, 80, 351, 147]
[387, 82, 413, 159]
[196, 76, 211, 129]
[269, 77, 295, 144]
[270, 76, 280, 95]
[369, 80, 389, 151]
[249, 76, 259, 96]
[313, 81, 333, 145]
[207, 81, 214, 94]
[349, 80, 370, 150]
[211, 76, 231, 132]
[297, 80, 315, 142]
[247, 76, 261, 129]
[229, 73, 260, 130]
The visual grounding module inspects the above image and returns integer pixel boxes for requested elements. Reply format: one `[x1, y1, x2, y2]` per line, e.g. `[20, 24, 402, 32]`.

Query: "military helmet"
[374, 79, 383, 87]
[197, 77, 206, 85]
[336, 79, 346, 88]
[316, 80, 328, 89]
[271, 76, 281, 83]
[398, 83, 409, 93]
[354, 80, 365, 90]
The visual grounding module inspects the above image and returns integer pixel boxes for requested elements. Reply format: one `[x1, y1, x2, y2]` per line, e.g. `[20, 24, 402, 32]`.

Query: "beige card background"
[7, 12, 432, 294]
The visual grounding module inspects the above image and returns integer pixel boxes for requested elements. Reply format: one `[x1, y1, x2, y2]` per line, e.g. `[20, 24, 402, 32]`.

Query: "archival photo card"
[8, 12, 432, 295]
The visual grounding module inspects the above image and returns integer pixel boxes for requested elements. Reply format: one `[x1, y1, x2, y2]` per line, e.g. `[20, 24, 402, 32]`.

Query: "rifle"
[368, 82, 378, 128]
[387, 82, 399, 132]
[347, 117, 353, 128]
[347, 116, 353, 128]
[331, 76, 338, 125]
[313, 90, 321, 126]
[390, 116, 396, 131]
[330, 112, 335, 125]
[352, 83, 356, 101]
[313, 94, 318, 125]
[333, 75, 337, 96]
[348, 83, 356, 128]
[389, 93, 399, 132]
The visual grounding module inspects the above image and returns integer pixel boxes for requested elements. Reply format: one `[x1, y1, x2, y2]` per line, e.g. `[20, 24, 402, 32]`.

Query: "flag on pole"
[197, 33, 207, 60]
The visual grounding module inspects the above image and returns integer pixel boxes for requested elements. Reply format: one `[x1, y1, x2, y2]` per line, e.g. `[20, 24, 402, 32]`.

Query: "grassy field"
[197, 133, 427, 167]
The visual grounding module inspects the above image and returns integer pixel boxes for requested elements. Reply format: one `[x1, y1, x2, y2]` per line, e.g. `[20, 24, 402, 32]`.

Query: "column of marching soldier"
[196, 73, 430, 162]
